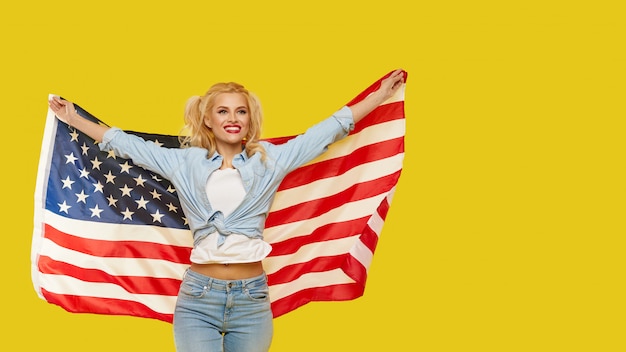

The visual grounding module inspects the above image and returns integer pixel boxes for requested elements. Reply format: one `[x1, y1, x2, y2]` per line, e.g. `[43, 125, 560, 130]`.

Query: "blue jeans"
[173, 269, 273, 352]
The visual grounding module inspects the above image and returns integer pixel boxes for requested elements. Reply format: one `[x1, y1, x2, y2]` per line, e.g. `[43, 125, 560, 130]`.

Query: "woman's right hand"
[48, 96, 78, 126]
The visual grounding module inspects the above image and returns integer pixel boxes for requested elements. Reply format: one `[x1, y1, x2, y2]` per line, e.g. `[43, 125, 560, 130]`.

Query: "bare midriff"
[190, 261, 264, 280]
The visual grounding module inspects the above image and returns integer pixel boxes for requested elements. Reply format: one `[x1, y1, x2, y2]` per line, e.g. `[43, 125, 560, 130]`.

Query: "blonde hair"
[179, 82, 266, 161]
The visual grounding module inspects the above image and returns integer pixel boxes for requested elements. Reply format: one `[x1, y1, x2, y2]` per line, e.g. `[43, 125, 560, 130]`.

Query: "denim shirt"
[98, 106, 354, 247]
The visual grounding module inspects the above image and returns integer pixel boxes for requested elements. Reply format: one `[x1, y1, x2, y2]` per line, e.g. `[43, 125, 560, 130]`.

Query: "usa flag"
[32, 70, 407, 322]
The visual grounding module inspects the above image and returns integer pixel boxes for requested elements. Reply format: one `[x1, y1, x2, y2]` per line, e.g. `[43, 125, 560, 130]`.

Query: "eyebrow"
[215, 106, 248, 110]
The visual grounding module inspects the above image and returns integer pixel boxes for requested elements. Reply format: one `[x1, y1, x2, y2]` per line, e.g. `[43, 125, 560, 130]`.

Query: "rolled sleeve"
[332, 105, 355, 133]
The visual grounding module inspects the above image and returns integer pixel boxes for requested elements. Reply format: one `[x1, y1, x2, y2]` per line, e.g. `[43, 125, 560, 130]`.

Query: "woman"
[48, 69, 405, 352]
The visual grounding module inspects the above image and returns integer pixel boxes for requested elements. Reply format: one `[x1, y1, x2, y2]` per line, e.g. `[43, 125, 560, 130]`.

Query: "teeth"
[225, 127, 240, 132]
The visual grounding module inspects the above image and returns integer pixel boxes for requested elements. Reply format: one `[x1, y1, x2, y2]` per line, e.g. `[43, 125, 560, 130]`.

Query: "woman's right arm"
[48, 96, 110, 142]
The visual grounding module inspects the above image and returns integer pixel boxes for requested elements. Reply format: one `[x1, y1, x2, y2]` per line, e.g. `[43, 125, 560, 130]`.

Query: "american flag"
[32, 70, 407, 322]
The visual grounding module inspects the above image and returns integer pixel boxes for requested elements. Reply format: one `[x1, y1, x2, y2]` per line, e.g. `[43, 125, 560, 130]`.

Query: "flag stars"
[58, 201, 71, 213]
[81, 143, 90, 155]
[119, 184, 133, 197]
[150, 189, 162, 200]
[107, 195, 118, 207]
[167, 185, 177, 194]
[120, 161, 133, 174]
[93, 181, 104, 193]
[89, 204, 104, 218]
[121, 207, 134, 220]
[104, 171, 116, 184]
[61, 176, 75, 189]
[75, 190, 89, 203]
[106, 150, 116, 159]
[153, 139, 163, 147]
[64, 152, 78, 165]
[69, 129, 79, 142]
[152, 174, 162, 182]
[151, 209, 165, 223]
[79, 167, 90, 179]
[91, 156, 102, 170]
[135, 196, 149, 209]
[166, 203, 178, 213]
[134, 174, 147, 187]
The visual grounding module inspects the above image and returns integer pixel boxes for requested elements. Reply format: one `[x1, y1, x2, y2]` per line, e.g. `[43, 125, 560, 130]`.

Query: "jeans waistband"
[184, 268, 267, 291]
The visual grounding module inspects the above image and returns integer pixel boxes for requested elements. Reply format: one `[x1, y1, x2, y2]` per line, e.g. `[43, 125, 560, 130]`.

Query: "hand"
[48, 96, 78, 125]
[378, 69, 405, 101]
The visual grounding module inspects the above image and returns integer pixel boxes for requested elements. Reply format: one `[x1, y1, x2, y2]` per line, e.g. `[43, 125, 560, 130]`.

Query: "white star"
[182, 217, 188, 225]
[135, 196, 149, 209]
[106, 150, 116, 159]
[64, 152, 78, 165]
[81, 143, 90, 155]
[151, 209, 165, 223]
[75, 190, 89, 203]
[69, 129, 79, 142]
[61, 176, 75, 189]
[93, 181, 104, 193]
[104, 171, 116, 184]
[58, 201, 71, 213]
[120, 161, 133, 174]
[134, 174, 147, 187]
[150, 189, 162, 200]
[121, 207, 134, 220]
[79, 167, 90, 179]
[152, 174, 162, 182]
[89, 204, 104, 218]
[166, 203, 178, 213]
[119, 184, 133, 197]
[153, 139, 163, 147]
[91, 156, 102, 170]
[167, 185, 176, 193]
[107, 195, 118, 207]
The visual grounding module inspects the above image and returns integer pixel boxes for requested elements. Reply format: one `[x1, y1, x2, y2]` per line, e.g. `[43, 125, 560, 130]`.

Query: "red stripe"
[266, 171, 402, 227]
[268, 254, 348, 285]
[268, 216, 369, 256]
[270, 282, 365, 318]
[41, 288, 174, 323]
[43, 223, 191, 263]
[278, 136, 404, 190]
[38, 255, 182, 296]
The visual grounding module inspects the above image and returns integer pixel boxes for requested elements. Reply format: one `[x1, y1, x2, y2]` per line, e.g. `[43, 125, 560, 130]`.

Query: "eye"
[217, 109, 227, 114]
[237, 109, 248, 115]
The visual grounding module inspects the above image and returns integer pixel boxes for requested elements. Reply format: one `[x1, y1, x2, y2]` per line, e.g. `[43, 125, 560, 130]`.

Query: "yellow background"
[1, 1, 624, 351]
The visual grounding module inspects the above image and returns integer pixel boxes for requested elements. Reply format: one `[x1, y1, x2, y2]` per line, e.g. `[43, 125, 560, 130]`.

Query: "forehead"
[213, 92, 248, 108]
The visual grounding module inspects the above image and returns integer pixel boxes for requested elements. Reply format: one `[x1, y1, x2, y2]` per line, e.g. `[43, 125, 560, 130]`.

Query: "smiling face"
[204, 92, 251, 154]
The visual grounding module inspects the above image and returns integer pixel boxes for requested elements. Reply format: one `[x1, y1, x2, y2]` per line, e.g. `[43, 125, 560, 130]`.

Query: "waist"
[190, 261, 264, 280]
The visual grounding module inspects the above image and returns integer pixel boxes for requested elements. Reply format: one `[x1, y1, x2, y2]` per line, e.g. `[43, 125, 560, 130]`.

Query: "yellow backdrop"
[2, 0, 624, 351]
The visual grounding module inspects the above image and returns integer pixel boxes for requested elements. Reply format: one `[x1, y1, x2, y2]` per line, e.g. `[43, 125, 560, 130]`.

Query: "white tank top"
[189, 168, 272, 264]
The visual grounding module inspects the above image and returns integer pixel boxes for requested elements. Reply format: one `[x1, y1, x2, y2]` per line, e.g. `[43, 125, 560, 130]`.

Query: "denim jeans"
[173, 269, 273, 352]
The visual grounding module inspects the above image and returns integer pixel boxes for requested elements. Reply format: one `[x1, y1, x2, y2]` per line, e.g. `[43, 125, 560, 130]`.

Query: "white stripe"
[39, 273, 177, 314]
[300, 118, 405, 166]
[268, 268, 355, 303]
[39, 237, 188, 279]
[44, 210, 193, 247]
[263, 235, 360, 276]
[271, 153, 404, 211]
[264, 192, 389, 244]
[349, 241, 374, 272]
[32, 104, 60, 297]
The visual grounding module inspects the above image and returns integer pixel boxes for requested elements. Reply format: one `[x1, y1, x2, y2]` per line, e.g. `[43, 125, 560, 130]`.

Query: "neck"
[216, 144, 243, 169]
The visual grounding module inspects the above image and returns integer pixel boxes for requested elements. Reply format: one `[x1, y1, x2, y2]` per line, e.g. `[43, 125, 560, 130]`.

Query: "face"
[205, 92, 250, 152]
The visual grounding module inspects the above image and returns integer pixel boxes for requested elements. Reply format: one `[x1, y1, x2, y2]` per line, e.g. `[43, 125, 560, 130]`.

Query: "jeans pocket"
[245, 283, 269, 302]
[179, 279, 206, 299]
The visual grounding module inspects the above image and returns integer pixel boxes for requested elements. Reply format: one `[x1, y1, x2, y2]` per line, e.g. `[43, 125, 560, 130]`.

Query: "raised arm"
[48, 96, 110, 142]
[348, 69, 405, 124]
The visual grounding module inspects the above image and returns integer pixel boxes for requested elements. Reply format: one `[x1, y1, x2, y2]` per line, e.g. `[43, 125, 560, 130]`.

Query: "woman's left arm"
[348, 69, 405, 124]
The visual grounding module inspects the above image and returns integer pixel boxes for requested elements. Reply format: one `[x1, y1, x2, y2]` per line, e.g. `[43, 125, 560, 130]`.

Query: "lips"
[224, 125, 241, 133]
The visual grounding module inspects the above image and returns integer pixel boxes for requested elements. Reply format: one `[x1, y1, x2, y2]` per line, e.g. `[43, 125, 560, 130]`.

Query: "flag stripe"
[44, 223, 191, 263]
[41, 288, 174, 322]
[38, 255, 182, 296]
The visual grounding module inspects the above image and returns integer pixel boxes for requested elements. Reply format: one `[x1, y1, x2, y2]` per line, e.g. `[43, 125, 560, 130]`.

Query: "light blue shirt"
[99, 106, 354, 247]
